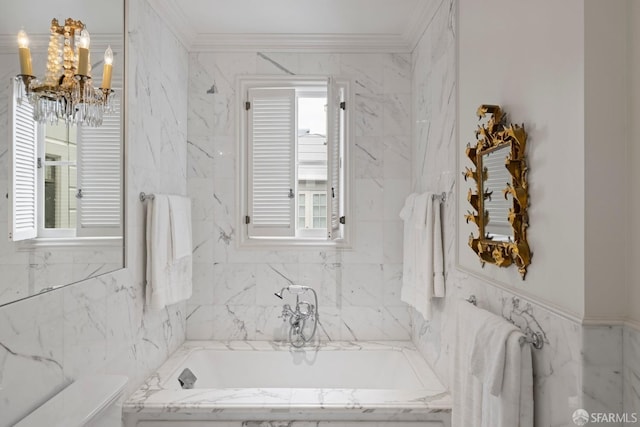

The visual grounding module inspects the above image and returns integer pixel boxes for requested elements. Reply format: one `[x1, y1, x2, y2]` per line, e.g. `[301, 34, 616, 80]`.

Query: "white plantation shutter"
[76, 89, 122, 236]
[9, 78, 38, 241]
[247, 88, 296, 237]
[327, 78, 344, 240]
[483, 148, 512, 234]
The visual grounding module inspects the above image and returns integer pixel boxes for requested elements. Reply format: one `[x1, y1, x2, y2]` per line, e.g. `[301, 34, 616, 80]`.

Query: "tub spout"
[178, 368, 197, 389]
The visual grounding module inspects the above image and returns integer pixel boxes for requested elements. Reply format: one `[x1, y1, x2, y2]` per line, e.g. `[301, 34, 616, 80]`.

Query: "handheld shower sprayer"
[274, 285, 319, 348]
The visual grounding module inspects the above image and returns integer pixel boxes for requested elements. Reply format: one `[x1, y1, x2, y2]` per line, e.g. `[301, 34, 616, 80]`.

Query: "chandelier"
[16, 18, 116, 127]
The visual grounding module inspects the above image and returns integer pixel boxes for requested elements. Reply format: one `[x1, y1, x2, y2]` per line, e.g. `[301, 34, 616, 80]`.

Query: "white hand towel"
[433, 197, 445, 297]
[400, 192, 419, 306]
[452, 299, 484, 427]
[168, 195, 192, 260]
[399, 192, 446, 320]
[452, 300, 534, 427]
[481, 331, 534, 427]
[412, 193, 435, 319]
[145, 194, 193, 311]
[470, 312, 519, 396]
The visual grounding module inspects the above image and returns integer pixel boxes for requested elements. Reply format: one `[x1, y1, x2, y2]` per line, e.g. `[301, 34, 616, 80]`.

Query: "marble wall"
[186, 51, 413, 341]
[624, 326, 640, 417]
[410, 0, 629, 426]
[0, 0, 188, 425]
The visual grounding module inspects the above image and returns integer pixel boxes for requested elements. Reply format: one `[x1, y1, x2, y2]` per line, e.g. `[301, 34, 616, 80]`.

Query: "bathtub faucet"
[274, 285, 319, 348]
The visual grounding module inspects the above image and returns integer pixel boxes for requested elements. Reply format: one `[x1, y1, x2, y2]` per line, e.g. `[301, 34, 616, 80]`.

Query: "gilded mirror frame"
[463, 104, 531, 278]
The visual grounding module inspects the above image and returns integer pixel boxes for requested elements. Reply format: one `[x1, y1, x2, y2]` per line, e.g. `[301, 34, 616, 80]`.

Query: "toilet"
[15, 375, 128, 427]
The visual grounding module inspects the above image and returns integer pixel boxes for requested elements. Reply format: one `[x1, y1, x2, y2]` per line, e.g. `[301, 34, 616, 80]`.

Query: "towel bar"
[140, 192, 155, 202]
[431, 192, 446, 202]
[466, 294, 544, 349]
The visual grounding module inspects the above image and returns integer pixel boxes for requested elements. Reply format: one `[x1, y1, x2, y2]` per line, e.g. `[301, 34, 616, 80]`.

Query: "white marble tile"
[354, 179, 384, 221]
[383, 93, 411, 137]
[342, 264, 384, 307]
[353, 136, 383, 179]
[383, 135, 411, 179]
[298, 53, 342, 75]
[383, 54, 412, 94]
[213, 263, 257, 306]
[212, 305, 257, 340]
[624, 325, 640, 416]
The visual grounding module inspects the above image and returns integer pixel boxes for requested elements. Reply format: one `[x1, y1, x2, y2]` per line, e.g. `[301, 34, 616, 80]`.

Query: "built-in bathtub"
[123, 341, 451, 427]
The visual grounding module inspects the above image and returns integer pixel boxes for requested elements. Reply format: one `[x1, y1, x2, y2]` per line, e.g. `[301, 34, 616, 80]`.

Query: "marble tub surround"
[123, 341, 451, 425]
[187, 51, 413, 342]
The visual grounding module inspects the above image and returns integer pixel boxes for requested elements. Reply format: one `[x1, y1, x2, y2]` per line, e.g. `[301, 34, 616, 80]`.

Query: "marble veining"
[0, 0, 188, 425]
[409, 1, 630, 426]
[187, 51, 411, 342]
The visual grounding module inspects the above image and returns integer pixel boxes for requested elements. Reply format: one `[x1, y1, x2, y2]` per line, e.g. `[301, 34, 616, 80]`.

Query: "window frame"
[237, 75, 353, 248]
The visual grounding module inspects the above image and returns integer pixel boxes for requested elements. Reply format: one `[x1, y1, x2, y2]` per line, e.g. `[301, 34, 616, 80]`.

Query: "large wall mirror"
[0, 0, 124, 306]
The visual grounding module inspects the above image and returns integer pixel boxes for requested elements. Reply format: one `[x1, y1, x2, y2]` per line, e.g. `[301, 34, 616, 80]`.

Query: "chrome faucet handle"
[279, 304, 293, 321]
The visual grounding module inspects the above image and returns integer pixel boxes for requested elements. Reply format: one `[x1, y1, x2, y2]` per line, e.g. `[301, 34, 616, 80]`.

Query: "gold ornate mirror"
[463, 104, 531, 278]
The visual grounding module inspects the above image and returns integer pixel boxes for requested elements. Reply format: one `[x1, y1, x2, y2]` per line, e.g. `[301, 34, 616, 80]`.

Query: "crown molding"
[191, 33, 412, 53]
[146, 0, 412, 53]
[146, 0, 195, 50]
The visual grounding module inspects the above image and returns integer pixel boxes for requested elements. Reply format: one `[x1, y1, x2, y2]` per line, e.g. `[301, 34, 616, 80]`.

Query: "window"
[9, 78, 122, 242]
[239, 77, 350, 246]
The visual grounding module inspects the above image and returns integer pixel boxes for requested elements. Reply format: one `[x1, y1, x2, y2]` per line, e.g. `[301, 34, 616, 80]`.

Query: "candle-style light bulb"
[104, 45, 113, 65]
[17, 28, 32, 75]
[77, 29, 90, 76]
[17, 29, 29, 48]
[78, 29, 90, 49]
[101, 45, 113, 89]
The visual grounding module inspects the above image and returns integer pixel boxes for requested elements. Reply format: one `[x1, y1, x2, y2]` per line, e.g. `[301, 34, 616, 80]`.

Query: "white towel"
[400, 192, 419, 309]
[470, 312, 519, 396]
[452, 300, 534, 427]
[453, 299, 485, 427]
[399, 192, 446, 320]
[168, 195, 192, 260]
[432, 197, 445, 297]
[145, 194, 193, 310]
[481, 331, 534, 427]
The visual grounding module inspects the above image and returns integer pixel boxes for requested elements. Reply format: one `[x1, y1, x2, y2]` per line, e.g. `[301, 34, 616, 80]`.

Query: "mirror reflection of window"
[43, 122, 77, 231]
[483, 145, 513, 240]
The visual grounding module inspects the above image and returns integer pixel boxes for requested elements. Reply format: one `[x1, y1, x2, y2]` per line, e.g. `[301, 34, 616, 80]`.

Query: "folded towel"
[470, 311, 519, 396]
[168, 195, 192, 260]
[453, 299, 484, 427]
[481, 331, 534, 427]
[452, 300, 534, 427]
[432, 196, 445, 297]
[400, 193, 419, 307]
[145, 194, 193, 310]
[400, 192, 446, 320]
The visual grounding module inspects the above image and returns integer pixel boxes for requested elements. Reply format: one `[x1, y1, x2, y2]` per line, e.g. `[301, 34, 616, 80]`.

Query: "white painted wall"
[629, 0, 640, 326]
[457, 0, 586, 317]
[584, 0, 630, 322]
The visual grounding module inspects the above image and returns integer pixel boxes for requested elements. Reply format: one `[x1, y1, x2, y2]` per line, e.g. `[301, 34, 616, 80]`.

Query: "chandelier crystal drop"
[16, 18, 116, 127]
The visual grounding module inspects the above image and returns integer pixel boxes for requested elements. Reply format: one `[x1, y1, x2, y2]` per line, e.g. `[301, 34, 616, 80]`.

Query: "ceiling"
[148, 0, 433, 52]
[0, 0, 433, 52]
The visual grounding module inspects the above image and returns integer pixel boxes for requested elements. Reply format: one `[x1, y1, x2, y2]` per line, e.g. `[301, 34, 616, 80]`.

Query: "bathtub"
[123, 341, 451, 427]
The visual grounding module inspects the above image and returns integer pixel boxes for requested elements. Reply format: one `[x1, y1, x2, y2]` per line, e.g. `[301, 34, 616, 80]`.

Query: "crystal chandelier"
[16, 18, 116, 127]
